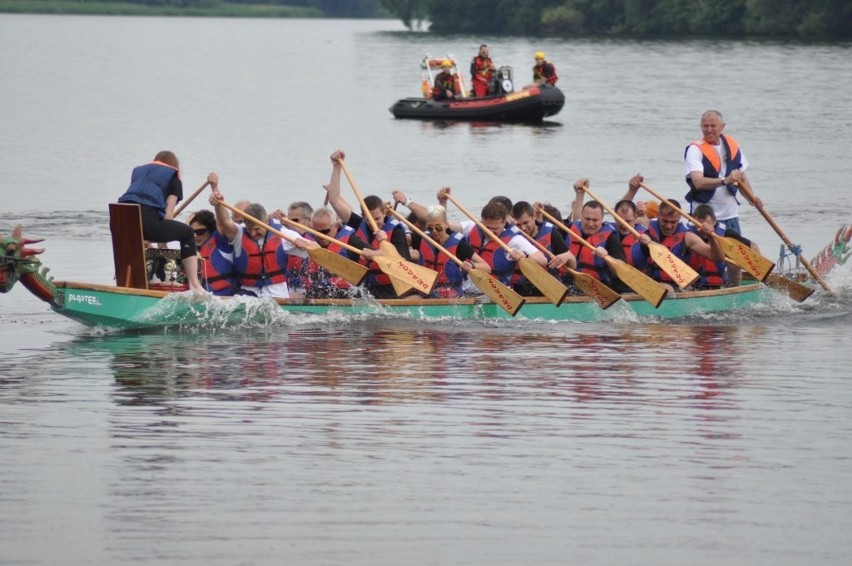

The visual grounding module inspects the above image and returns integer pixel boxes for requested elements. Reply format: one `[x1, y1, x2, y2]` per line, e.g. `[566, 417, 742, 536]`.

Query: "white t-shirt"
[684, 142, 749, 221]
[230, 224, 306, 298]
[459, 220, 538, 295]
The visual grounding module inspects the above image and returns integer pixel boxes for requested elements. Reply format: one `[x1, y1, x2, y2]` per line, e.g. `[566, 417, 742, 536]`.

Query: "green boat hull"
[50, 281, 768, 330]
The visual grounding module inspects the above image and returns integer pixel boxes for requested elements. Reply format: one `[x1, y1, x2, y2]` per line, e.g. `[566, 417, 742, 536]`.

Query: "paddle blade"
[308, 247, 369, 287]
[374, 254, 439, 296]
[566, 268, 621, 310]
[376, 241, 417, 297]
[468, 268, 525, 316]
[605, 257, 668, 308]
[718, 236, 775, 281]
[763, 273, 815, 303]
[518, 257, 568, 306]
[647, 242, 700, 289]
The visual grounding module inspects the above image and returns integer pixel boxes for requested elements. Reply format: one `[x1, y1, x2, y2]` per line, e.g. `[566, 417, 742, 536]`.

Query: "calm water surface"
[2, 14, 852, 565]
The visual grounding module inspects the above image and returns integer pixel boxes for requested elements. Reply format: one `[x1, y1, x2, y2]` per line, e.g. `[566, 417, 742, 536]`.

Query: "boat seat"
[109, 203, 148, 290]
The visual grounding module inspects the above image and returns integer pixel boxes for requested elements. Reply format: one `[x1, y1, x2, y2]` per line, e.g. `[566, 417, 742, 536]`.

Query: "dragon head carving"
[1, 225, 45, 293]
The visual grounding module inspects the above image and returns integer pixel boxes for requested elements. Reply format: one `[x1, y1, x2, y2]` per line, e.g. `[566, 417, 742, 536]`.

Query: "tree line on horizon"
[33, 0, 390, 18]
[380, 0, 852, 38]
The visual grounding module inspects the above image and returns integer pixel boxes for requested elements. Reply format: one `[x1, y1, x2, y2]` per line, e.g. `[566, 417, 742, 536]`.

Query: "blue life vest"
[647, 220, 689, 283]
[199, 232, 237, 295]
[119, 161, 179, 219]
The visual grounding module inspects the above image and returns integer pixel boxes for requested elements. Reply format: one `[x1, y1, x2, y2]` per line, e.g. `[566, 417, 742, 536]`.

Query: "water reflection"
[57, 322, 757, 420]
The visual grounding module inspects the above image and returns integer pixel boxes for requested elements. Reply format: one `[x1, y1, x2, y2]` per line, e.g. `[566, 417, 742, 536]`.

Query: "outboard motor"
[494, 66, 514, 95]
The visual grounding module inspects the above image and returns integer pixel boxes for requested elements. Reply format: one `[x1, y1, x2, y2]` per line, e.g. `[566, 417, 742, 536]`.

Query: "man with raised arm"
[324, 149, 410, 299]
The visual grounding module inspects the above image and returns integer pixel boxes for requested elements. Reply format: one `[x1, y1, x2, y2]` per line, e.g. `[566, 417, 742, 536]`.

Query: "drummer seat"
[108, 203, 148, 289]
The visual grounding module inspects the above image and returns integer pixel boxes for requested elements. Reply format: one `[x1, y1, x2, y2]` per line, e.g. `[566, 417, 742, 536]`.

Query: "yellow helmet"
[441, 60, 453, 68]
[534, 51, 545, 60]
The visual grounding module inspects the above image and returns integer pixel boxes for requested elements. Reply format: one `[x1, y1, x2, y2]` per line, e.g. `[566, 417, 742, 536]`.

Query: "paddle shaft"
[279, 216, 363, 256]
[443, 193, 568, 305]
[337, 159, 382, 235]
[386, 208, 464, 268]
[736, 180, 834, 295]
[218, 200, 300, 245]
[443, 193, 515, 256]
[639, 181, 776, 281]
[580, 185, 643, 239]
[336, 158, 420, 297]
[581, 184, 699, 289]
[535, 205, 668, 307]
[638, 182, 704, 228]
[174, 181, 210, 216]
[536, 206, 607, 256]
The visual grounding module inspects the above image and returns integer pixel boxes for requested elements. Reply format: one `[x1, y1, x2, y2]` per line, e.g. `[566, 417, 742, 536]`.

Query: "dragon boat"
[2, 216, 771, 331]
[389, 56, 564, 123]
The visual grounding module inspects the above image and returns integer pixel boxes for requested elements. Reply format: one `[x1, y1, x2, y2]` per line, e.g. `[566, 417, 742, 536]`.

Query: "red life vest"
[198, 235, 236, 295]
[687, 226, 727, 288]
[235, 232, 287, 287]
[419, 231, 464, 297]
[621, 224, 650, 270]
[568, 222, 615, 282]
[467, 224, 516, 284]
[472, 56, 494, 83]
[533, 61, 558, 85]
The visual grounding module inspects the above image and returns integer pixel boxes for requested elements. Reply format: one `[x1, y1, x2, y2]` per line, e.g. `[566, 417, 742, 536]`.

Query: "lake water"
[2, 14, 852, 566]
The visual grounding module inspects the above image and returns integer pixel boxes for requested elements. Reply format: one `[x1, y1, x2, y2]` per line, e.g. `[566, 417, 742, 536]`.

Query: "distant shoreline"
[0, 1, 323, 18]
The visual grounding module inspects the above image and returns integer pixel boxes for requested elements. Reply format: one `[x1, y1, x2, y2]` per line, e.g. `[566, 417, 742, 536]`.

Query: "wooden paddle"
[735, 179, 834, 296]
[580, 184, 699, 289]
[279, 216, 436, 296]
[639, 182, 775, 282]
[516, 228, 621, 309]
[442, 193, 568, 306]
[537, 206, 668, 308]
[217, 200, 369, 287]
[387, 208, 525, 316]
[174, 181, 210, 216]
[723, 259, 814, 303]
[337, 158, 438, 297]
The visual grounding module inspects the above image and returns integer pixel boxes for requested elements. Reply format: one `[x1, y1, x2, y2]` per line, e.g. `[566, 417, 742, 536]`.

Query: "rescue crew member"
[117, 151, 205, 292]
[470, 44, 495, 98]
[432, 60, 457, 101]
[531, 51, 557, 86]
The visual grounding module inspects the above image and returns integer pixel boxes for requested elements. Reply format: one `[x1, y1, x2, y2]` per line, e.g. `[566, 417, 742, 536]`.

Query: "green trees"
[382, 0, 852, 37]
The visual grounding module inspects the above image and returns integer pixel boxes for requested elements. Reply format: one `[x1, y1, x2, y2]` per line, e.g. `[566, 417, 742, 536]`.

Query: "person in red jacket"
[470, 44, 495, 97]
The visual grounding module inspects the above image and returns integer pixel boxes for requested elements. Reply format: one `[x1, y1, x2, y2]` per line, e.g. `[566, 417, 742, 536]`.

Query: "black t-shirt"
[346, 212, 411, 261]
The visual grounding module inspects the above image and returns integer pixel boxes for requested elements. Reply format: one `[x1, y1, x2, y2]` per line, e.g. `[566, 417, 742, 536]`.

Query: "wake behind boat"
[390, 56, 564, 123]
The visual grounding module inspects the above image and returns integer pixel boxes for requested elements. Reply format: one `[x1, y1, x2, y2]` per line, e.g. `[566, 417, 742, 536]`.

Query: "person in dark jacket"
[118, 150, 205, 291]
